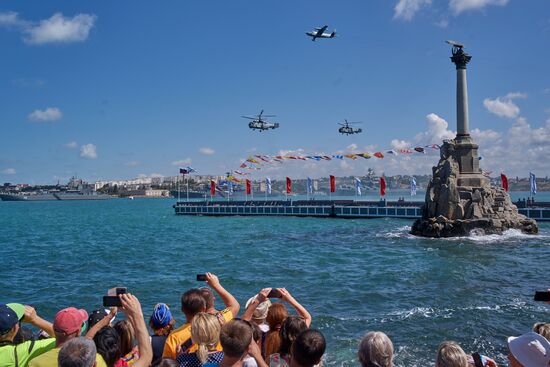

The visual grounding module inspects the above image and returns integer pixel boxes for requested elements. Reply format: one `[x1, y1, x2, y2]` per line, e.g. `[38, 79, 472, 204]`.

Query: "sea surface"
[1, 195, 549, 366]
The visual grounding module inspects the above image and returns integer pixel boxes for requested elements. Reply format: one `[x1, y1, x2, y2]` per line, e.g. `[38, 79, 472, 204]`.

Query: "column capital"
[450, 48, 471, 69]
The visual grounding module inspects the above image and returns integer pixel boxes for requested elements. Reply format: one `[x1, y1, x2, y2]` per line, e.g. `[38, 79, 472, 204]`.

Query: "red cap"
[54, 307, 88, 334]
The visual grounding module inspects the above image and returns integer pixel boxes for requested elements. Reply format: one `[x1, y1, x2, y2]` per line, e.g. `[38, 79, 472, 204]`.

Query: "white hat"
[508, 332, 550, 367]
[245, 295, 272, 320]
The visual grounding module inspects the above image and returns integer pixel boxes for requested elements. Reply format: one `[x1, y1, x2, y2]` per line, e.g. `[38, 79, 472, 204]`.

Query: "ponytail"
[196, 343, 209, 364]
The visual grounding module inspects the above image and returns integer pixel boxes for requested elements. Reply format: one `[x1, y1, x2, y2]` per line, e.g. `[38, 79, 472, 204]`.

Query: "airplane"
[241, 110, 280, 132]
[306, 25, 336, 41]
[338, 120, 362, 135]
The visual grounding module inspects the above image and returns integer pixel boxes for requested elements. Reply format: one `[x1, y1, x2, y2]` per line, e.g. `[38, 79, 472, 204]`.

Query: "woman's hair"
[157, 359, 179, 367]
[93, 326, 121, 367]
[533, 322, 550, 341]
[113, 320, 135, 357]
[241, 320, 262, 343]
[264, 303, 289, 358]
[191, 312, 221, 364]
[358, 331, 394, 367]
[278, 316, 308, 356]
[436, 341, 468, 367]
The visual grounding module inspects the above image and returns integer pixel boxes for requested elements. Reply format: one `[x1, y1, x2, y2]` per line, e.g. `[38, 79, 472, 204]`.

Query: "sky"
[0, 0, 549, 184]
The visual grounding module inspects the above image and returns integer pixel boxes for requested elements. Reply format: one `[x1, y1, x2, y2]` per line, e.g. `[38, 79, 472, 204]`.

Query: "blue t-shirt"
[176, 351, 224, 367]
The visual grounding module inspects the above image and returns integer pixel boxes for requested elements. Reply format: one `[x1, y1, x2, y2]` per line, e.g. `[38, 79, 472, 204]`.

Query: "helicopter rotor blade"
[241, 116, 256, 120]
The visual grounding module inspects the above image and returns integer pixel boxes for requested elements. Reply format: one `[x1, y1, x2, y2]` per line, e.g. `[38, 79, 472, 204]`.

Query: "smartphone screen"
[267, 289, 282, 298]
[534, 291, 550, 302]
[196, 274, 207, 281]
[472, 353, 484, 367]
[103, 296, 122, 307]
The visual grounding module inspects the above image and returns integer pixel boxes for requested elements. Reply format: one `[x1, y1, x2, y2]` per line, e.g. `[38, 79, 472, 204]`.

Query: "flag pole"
[178, 175, 181, 202]
[186, 175, 189, 202]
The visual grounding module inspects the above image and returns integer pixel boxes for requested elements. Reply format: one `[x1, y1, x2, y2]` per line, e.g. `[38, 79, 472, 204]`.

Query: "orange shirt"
[162, 308, 233, 360]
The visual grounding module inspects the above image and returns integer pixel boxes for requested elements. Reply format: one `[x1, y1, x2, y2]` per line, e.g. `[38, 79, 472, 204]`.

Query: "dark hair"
[291, 330, 326, 367]
[93, 326, 121, 367]
[13, 327, 34, 344]
[58, 337, 97, 367]
[200, 288, 215, 310]
[241, 320, 261, 342]
[220, 320, 252, 358]
[157, 359, 179, 367]
[181, 289, 207, 316]
[113, 320, 134, 356]
[279, 316, 307, 356]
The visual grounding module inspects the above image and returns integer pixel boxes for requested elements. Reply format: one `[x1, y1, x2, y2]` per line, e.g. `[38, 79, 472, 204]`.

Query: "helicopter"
[241, 110, 280, 132]
[338, 120, 362, 135]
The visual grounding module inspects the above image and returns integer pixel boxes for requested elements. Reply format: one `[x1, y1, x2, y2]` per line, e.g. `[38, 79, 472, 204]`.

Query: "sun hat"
[150, 303, 173, 328]
[0, 303, 25, 334]
[245, 296, 272, 320]
[508, 331, 550, 367]
[54, 307, 88, 335]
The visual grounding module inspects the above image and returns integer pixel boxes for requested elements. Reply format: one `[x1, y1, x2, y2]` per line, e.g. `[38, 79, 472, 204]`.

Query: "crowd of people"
[1, 273, 549, 367]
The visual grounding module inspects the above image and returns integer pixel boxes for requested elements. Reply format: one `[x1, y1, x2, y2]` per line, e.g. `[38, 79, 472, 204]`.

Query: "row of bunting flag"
[180, 167, 539, 198]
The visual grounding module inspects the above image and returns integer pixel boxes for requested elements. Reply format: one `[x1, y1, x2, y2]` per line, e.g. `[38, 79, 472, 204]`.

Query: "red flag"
[246, 179, 251, 195]
[374, 152, 384, 159]
[210, 180, 216, 196]
[330, 175, 335, 193]
[501, 173, 509, 192]
[286, 177, 291, 194]
[380, 177, 386, 197]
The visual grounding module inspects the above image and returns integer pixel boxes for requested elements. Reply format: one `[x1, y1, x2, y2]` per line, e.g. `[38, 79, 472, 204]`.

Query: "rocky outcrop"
[411, 140, 538, 237]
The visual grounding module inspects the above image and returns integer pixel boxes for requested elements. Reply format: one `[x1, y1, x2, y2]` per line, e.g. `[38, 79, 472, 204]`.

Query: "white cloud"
[483, 92, 526, 119]
[28, 107, 62, 122]
[150, 173, 164, 178]
[1, 168, 16, 175]
[0, 12, 96, 44]
[391, 139, 411, 150]
[450, 0, 509, 14]
[171, 158, 192, 166]
[125, 161, 140, 167]
[80, 144, 97, 159]
[199, 147, 215, 155]
[394, 0, 432, 20]
[65, 141, 77, 149]
[415, 113, 455, 144]
[435, 18, 449, 28]
[347, 143, 358, 151]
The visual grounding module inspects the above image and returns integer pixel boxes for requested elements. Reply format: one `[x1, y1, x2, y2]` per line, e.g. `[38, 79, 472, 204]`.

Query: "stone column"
[451, 47, 472, 144]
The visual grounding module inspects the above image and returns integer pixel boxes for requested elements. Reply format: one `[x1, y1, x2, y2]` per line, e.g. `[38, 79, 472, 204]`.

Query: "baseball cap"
[54, 307, 88, 335]
[150, 303, 173, 329]
[508, 332, 550, 367]
[245, 296, 272, 320]
[0, 303, 25, 334]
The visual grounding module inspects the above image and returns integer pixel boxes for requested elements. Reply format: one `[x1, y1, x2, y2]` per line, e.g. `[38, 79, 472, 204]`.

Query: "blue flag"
[355, 177, 362, 196]
[530, 172, 537, 195]
[410, 176, 417, 196]
[307, 177, 313, 195]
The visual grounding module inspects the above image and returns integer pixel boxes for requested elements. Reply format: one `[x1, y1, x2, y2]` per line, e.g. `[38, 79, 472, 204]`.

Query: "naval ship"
[0, 177, 111, 201]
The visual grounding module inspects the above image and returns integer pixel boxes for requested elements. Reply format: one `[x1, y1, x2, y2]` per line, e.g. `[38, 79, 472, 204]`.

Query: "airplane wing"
[315, 25, 328, 36]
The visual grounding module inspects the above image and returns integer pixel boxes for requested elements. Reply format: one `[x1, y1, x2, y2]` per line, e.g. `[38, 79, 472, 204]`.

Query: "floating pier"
[174, 200, 550, 221]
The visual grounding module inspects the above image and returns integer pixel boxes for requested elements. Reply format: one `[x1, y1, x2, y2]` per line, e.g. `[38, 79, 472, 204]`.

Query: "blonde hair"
[358, 331, 394, 367]
[436, 341, 468, 367]
[533, 322, 550, 341]
[191, 313, 221, 364]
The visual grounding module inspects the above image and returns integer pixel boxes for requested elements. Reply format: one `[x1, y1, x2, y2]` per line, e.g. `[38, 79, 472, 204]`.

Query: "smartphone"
[267, 289, 282, 298]
[103, 287, 128, 307]
[196, 274, 207, 281]
[180, 338, 193, 353]
[472, 352, 486, 367]
[534, 291, 550, 302]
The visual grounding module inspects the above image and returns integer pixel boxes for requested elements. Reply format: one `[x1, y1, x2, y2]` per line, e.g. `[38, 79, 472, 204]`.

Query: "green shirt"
[28, 346, 108, 367]
[0, 338, 55, 367]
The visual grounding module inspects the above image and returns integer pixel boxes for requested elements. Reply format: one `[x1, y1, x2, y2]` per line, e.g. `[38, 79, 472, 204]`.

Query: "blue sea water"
[1, 197, 549, 366]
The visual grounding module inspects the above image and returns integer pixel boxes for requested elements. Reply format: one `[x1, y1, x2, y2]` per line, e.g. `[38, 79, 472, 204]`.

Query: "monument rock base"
[411, 140, 538, 238]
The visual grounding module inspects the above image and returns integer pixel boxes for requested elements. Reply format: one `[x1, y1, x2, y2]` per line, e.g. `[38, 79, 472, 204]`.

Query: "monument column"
[450, 45, 472, 143]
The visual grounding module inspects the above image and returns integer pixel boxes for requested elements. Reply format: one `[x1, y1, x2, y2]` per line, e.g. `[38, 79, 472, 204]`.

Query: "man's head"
[508, 332, 550, 367]
[54, 307, 89, 344]
[181, 289, 207, 320]
[290, 329, 326, 367]
[435, 341, 468, 367]
[58, 337, 97, 367]
[200, 288, 216, 311]
[0, 303, 25, 342]
[220, 320, 253, 359]
[358, 331, 394, 367]
[150, 303, 175, 334]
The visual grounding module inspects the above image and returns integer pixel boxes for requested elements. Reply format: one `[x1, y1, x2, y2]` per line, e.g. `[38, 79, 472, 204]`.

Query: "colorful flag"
[228, 181, 234, 195]
[246, 157, 260, 163]
[179, 167, 188, 175]
[374, 152, 384, 159]
[210, 180, 216, 196]
[307, 177, 313, 195]
[386, 150, 398, 155]
[359, 153, 371, 159]
[345, 154, 358, 160]
[286, 177, 292, 194]
[530, 172, 537, 195]
[501, 173, 509, 192]
[330, 175, 335, 193]
[410, 176, 417, 196]
[414, 147, 425, 153]
[266, 177, 272, 194]
[355, 177, 362, 196]
[240, 163, 247, 168]
[246, 179, 251, 195]
[332, 155, 344, 160]
[380, 177, 386, 197]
